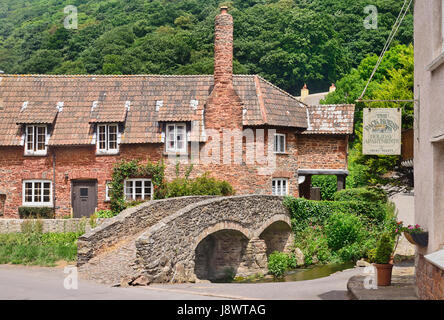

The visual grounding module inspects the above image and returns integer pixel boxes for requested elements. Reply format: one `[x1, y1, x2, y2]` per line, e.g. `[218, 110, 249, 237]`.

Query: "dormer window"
[166, 123, 187, 153]
[97, 124, 119, 154]
[25, 125, 47, 156]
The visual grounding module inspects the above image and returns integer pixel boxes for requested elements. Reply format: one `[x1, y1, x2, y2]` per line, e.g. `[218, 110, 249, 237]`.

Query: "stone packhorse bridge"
[78, 195, 293, 285]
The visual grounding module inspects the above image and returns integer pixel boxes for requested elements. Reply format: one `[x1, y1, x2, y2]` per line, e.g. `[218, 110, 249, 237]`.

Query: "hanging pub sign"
[362, 108, 402, 155]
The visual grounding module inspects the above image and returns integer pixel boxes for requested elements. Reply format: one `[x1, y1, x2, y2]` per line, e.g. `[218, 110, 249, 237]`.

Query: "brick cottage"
[0, 7, 354, 218]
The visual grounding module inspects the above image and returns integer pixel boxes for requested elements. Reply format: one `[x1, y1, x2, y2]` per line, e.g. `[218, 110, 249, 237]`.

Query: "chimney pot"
[301, 84, 309, 101]
[220, 6, 228, 14]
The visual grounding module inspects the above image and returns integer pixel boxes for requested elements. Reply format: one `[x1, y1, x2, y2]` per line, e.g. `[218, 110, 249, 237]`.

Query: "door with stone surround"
[72, 180, 97, 218]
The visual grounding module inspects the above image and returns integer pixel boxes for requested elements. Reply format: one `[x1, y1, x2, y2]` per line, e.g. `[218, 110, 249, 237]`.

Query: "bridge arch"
[193, 222, 252, 251]
[135, 195, 292, 283]
[256, 215, 294, 256]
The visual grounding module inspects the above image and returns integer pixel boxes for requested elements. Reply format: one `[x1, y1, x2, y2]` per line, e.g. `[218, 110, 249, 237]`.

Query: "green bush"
[284, 197, 387, 233]
[311, 175, 337, 200]
[18, 207, 54, 219]
[96, 210, 116, 218]
[294, 225, 332, 265]
[375, 232, 394, 264]
[333, 187, 387, 203]
[268, 251, 291, 278]
[287, 195, 393, 266]
[324, 212, 364, 250]
[166, 173, 234, 198]
[337, 243, 365, 262]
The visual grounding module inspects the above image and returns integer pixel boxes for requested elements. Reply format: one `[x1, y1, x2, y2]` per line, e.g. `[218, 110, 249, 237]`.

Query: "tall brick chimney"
[214, 6, 233, 86]
[204, 6, 243, 131]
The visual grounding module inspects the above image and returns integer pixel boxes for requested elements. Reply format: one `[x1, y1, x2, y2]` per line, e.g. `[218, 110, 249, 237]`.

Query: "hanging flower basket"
[408, 232, 429, 247]
[399, 223, 428, 247]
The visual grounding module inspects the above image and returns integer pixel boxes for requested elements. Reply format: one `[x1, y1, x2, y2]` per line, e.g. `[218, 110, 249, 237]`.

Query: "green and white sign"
[363, 108, 402, 155]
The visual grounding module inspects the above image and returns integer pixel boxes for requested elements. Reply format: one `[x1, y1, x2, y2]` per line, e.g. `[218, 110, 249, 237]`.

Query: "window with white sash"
[22, 180, 52, 206]
[274, 133, 286, 153]
[166, 123, 187, 153]
[124, 179, 152, 201]
[272, 178, 288, 196]
[105, 181, 112, 201]
[97, 124, 119, 154]
[25, 125, 47, 155]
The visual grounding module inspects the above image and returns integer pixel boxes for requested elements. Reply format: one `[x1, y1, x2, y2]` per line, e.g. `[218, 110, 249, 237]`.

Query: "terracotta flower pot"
[374, 263, 394, 286]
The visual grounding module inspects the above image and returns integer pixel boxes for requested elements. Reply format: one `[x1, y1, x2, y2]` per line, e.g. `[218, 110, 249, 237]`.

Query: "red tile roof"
[0, 75, 352, 147]
[303, 104, 355, 135]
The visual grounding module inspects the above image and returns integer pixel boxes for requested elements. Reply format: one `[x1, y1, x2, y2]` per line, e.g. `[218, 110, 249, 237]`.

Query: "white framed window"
[25, 125, 47, 155]
[124, 179, 152, 201]
[22, 180, 52, 206]
[166, 123, 187, 153]
[105, 181, 112, 201]
[97, 124, 119, 154]
[272, 178, 288, 196]
[274, 133, 286, 153]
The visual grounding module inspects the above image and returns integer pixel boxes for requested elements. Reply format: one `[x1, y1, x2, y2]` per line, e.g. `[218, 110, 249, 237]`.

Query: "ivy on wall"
[109, 160, 166, 213]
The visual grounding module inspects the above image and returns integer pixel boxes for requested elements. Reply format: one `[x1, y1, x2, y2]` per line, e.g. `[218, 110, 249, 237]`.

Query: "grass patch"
[0, 222, 82, 266]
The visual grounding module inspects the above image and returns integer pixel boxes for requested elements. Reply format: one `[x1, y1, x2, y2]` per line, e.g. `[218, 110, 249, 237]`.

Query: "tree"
[322, 44, 414, 185]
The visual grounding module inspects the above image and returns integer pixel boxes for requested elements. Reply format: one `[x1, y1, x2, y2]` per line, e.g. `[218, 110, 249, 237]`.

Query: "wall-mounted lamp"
[64, 173, 69, 181]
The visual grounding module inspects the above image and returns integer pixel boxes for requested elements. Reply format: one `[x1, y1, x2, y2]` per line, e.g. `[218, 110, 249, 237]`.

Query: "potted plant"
[372, 232, 395, 286]
[402, 224, 428, 247]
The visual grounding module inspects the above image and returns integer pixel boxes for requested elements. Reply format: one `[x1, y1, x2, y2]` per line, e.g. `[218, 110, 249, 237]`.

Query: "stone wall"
[0, 218, 104, 234]
[135, 195, 293, 283]
[77, 195, 216, 266]
[416, 254, 444, 299]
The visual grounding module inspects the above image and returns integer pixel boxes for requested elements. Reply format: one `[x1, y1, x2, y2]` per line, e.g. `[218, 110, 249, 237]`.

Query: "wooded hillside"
[0, 0, 412, 95]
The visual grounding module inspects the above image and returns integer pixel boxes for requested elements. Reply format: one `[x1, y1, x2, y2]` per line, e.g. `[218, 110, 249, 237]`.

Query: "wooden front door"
[72, 180, 97, 218]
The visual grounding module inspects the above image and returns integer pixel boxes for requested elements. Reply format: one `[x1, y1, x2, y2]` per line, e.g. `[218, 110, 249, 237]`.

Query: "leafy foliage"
[267, 251, 294, 278]
[109, 160, 166, 213]
[284, 197, 386, 233]
[286, 195, 395, 265]
[0, 0, 412, 95]
[324, 212, 364, 250]
[374, 232, 394, 264]
[311, 175, 337, 201]
[332, 187, 387, 203]
[166, 173, 234, 198]
[95, 210, 115, 219]
[322, 44, 414, 184]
